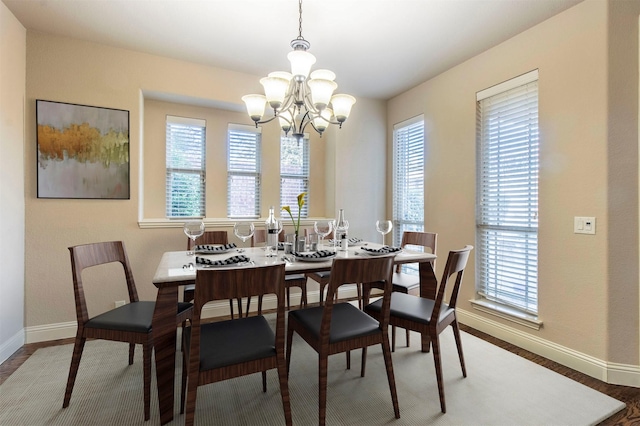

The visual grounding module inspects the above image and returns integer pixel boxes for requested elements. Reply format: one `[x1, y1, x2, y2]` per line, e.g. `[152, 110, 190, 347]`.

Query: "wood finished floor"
[1, 317, 638, 425]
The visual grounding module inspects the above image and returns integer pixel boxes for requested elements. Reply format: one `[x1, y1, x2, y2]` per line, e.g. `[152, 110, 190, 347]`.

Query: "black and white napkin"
[328, 237, 362, 245]
[360, 246, 402, 254]
[293, 250, 336, 259]
[195, 243, 237, 254]
[196, 254, 249, 266]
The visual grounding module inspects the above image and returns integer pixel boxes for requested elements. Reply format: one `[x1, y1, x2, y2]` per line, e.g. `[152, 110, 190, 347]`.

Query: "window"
[165, 115, 206, 218]
[476, 70, 539, 315]
[280, 135, 309, 217]
[227, 124, 261, 218]
[392, 116, 425, 247]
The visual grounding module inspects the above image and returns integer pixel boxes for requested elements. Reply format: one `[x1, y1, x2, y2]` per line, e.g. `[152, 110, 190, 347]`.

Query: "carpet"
[0, 319, 625, 425]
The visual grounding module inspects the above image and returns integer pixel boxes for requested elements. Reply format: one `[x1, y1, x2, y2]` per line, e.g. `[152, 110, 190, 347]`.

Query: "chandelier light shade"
[242, 0, 356, 140]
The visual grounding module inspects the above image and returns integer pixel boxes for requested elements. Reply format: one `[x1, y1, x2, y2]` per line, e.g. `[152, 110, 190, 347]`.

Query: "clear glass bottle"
[265, 206, 279, 256]
[335, 208, 349, 251]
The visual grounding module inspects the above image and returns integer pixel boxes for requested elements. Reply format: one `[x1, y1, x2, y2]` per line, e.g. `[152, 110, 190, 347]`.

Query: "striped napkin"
[360, 246, 402, 254]
[293, 250, 336, 259]
[195, 243, 237, 254]
[328, 237, 362, 245]
[196, 254, 249, 266]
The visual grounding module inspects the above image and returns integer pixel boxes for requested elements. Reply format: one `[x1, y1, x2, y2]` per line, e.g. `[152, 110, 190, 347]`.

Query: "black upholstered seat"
[288, 303, 380, 343]
[86, 301, 192, 333]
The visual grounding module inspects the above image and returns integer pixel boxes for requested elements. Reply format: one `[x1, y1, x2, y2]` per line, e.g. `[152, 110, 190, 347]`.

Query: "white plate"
[294, 253, 336, 262]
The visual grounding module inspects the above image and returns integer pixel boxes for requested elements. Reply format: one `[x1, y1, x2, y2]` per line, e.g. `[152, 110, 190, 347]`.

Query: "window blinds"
[280, 135, 309, 217]
[227, 124, 261, 218]
[392, 116, 425, 247]
[476, 71, 539, 315]
[165, 115, 206, 218]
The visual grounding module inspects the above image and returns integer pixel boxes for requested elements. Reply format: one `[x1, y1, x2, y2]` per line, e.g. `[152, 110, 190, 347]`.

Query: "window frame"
[165, 115, 206, 218]
[227, 123, 262, 219]
[475, 69, 539, 316]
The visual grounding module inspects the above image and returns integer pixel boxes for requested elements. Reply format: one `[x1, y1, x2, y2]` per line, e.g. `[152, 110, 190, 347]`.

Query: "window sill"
[138, 218, 323, 229]
[469, 299, 543, 330]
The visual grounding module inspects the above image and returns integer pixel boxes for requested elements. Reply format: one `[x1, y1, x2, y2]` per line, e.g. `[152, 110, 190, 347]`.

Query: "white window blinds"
[227, 124, 261, 218]
[165, 115, 206, 218]
[476, 70, 539, 315]
[392, 116, 425, 247]
[280, 135, 309, 217]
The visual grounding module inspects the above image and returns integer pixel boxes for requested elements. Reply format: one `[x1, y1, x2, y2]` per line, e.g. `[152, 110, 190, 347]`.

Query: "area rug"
[0, 320, 625, 425]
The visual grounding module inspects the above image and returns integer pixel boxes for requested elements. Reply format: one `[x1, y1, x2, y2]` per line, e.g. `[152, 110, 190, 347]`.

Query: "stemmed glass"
[233, 222, 255, 253]
[183, 220, 205, 256]
[375, 220, 393, 246]
[314, 220, 334, 250]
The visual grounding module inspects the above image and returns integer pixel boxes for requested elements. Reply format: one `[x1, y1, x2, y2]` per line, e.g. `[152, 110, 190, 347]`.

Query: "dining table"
[151, 242, 437, 424]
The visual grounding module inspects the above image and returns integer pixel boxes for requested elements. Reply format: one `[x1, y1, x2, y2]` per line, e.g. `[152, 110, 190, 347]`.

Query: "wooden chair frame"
[286, 255, 400, 425]
[63, 241, 192, 421]
[183, 263, 292, 426]
[365, 245, 472, 414]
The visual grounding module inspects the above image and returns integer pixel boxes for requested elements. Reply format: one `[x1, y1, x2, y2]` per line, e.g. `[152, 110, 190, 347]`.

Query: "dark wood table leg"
[153, 286, 178, 425]
[419, 261, 438, 353]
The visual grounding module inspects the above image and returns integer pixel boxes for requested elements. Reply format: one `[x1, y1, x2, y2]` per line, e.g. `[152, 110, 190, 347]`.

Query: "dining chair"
[184, 230, 244, 319]
[365, 245, 473, 414]
[286, 255, 400, 426]
[63, 241, 193, 421]
[362, 231, 437, 351]
[303, 229, 363, 307]
[250, 229, 308, 313]
[182, 263, 292, 426]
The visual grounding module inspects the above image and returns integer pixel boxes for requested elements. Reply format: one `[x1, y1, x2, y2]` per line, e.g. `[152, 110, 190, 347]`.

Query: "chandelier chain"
[297, 0, 303, 40]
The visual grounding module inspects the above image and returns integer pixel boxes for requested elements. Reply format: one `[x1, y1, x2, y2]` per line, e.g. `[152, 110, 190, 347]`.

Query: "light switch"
[574, 216, 596, 235]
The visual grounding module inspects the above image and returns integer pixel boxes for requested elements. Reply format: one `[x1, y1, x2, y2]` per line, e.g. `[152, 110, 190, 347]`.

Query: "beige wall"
[22, 30, 384, 331]
[0, 1, 26, 362]
[387, 0, 639, 367]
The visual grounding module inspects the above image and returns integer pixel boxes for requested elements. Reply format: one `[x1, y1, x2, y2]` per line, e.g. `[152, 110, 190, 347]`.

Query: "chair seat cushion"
[86, 301, 155, 333]
[307, 271, 331, 281]
[289, 303, 380, 343]
[286, 273, 306, 283]
[192, 315, 275, 371]
[391, 272, 420, 292]
[366, 293, 453, 325]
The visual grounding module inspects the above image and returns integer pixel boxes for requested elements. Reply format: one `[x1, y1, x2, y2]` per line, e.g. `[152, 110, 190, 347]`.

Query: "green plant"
[281, 192, 306, 236]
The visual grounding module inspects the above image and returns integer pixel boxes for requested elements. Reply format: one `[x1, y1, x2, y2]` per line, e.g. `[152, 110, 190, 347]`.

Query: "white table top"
[152, 243, 436, 286]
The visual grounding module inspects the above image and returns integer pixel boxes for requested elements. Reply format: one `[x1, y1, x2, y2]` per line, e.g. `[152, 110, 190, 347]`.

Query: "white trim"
[228, 122, 261, 133]
[25, 321, 77, 344]
[458, 308, 640, 387]
[476, 69, 539, 101]
[0, 329, 25, 364]
[137, 217, 327, 229]
[393, 114, 424, 130]
[166, 115, 205, 127]
[470, 298, 542, 330]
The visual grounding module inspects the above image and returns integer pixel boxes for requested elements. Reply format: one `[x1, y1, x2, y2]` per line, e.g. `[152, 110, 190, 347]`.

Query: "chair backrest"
[251, 229, 285, 246]
[68, 241, 137, 324]
[398, 231, 437, 272]
[187, 230, 229, 250]
[431, 245, 473, 323]
[322, 256, 395, 339]
[191, 264, 287, 341]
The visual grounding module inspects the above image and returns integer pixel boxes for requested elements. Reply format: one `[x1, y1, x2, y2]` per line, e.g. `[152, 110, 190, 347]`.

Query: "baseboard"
[25, 321, 77, 344]
[0, 329, 25, 364]
[457, 308, 640, 388]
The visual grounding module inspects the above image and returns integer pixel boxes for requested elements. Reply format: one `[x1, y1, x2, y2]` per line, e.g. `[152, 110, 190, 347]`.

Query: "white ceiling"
[4, 0, 583, 100]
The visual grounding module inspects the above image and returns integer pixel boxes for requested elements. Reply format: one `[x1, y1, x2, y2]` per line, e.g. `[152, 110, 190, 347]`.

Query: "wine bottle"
[265, 206, 279, 254]
[335, 208, 349, 251]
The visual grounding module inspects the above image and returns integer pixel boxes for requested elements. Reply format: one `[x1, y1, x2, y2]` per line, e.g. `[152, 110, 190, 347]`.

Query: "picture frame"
[36, 99, 130, 199]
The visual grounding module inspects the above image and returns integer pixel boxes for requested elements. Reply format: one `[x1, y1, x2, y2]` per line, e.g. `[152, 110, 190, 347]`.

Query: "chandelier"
[242, 0, 356, 140]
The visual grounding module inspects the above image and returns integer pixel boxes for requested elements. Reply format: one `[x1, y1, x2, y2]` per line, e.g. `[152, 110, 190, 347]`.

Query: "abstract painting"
[36, 100, 130, 199]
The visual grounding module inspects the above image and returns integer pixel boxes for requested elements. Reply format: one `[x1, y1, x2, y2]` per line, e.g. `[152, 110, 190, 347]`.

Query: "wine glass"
[314, 220, 334, 249]
[233, 222, 255, 252]
[183, 220, 205, 256]
[375, 220, 393, 246]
